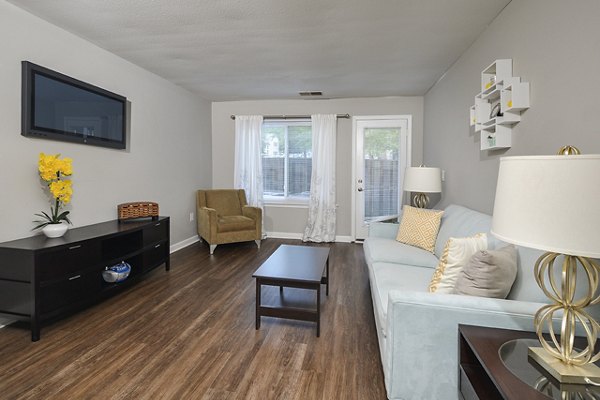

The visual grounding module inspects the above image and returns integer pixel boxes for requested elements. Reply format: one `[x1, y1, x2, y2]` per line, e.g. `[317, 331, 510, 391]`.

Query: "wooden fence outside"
[263, 158, 399, 218]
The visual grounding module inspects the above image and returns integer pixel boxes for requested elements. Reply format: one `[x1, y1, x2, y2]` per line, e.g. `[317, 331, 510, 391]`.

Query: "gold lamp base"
[532, 252, 600, 383]
[529, 347, 600, 384]
[412, 192, 429, 208]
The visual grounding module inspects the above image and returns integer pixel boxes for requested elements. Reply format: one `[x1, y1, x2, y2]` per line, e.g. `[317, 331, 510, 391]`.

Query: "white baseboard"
[266, 231, 304, 240]
[0, 317, 14, 329]
[170, 235, 200, 253]
[266, 232, 355, 243]
[335, 235, 354, 243]
[172, 233, 356, 249]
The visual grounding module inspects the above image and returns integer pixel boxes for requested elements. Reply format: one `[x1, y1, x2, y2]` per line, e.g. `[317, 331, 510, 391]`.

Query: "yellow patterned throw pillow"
[395, 206, 444, 253]
[428, 233, 488, 293]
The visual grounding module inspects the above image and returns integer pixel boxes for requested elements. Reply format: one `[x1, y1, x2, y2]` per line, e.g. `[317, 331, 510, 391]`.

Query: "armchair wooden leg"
[255, 240, 261, 249]
[209, 244, 217, 255]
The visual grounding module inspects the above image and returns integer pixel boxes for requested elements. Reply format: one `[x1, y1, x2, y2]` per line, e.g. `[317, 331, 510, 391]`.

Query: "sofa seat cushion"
[217, 215, 256, 233]
[370, 262, 432, 337]
[364, 237, 439, 269]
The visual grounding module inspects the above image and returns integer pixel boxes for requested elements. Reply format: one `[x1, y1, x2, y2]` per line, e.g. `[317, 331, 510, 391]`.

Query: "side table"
[458, 324, 600, 400]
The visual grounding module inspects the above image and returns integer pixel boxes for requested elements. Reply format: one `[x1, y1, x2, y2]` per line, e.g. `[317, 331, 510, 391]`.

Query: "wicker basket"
[117, 202, 159, 221]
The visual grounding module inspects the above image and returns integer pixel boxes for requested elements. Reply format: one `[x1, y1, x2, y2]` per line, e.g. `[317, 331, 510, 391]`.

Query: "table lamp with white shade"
[491, 147, 600, 383]
[403, 166, 442, 209]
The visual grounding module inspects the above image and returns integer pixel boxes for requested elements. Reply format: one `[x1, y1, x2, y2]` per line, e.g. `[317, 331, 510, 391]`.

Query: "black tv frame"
[21, 61, 127, 150]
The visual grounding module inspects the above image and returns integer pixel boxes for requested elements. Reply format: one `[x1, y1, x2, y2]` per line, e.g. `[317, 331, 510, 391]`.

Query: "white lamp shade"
[403, 167, 442, 193]
[491, 155, 600, 258]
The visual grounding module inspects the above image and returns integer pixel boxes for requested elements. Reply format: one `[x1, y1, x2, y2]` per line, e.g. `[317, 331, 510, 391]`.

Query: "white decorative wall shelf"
[469, 59, 530, 151]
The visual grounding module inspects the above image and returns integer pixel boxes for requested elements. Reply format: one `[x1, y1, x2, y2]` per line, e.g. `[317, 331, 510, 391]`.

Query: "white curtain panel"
[303, 114, 337, 242]
[234, 115, 264, 211]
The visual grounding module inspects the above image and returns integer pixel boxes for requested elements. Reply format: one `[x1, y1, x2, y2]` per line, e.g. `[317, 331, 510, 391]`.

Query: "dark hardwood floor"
[0, 239, 386, 399]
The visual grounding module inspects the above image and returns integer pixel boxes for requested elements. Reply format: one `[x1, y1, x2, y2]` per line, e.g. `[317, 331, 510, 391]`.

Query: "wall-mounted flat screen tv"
[22, 61, 127, 149]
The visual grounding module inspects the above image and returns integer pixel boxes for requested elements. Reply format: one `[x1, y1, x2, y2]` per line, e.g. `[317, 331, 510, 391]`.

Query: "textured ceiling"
[7, 0, 511, 101]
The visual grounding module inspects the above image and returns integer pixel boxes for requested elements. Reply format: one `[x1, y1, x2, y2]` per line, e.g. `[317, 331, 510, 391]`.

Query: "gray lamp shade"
[491, 155, 600, 258]
[403, 167, 442, 193]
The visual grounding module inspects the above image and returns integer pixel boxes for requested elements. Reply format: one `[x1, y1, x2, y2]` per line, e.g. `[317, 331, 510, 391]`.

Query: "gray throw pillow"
[454, 244, 518, 299]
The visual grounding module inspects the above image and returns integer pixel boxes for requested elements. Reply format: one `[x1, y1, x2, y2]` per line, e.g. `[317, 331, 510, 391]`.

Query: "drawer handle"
[69, 245, 82, 250]
[155, 223, 161, 227]
[68, 275, 81, 281]
[154, 244, 161, 248]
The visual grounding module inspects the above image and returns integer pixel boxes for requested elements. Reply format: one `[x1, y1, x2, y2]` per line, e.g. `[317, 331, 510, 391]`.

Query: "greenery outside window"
[261, 120, 312, 205]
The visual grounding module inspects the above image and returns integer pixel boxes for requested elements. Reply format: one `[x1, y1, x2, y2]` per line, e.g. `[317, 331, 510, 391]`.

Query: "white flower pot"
[42, 222, 69, 238]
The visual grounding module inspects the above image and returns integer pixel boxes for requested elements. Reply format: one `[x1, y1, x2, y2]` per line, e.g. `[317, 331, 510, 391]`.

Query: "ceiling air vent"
[299, 91, 323, 97]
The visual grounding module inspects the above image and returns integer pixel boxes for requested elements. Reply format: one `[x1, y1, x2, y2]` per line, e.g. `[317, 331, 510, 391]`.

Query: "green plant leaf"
[32, 222, 49, 230]
[34, 211, 52, 221]
[56, 210, 70, 222]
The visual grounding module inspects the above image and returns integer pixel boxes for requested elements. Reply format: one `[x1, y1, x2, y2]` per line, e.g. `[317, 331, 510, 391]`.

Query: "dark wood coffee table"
[253, 244, 330, 337]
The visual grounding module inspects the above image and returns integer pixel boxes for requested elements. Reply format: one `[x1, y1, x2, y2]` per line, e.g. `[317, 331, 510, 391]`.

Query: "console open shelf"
[0, 216, 170, 341]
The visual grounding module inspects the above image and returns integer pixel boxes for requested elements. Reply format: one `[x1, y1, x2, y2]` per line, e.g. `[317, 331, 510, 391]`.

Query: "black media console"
[0, 217, 170, 341]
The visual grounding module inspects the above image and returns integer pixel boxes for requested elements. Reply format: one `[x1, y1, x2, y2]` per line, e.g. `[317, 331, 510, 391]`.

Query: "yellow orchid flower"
[34, 153, 74, 230]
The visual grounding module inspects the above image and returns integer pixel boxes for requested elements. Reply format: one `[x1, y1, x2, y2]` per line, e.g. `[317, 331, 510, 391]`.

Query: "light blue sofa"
[363, 204, 550, 400]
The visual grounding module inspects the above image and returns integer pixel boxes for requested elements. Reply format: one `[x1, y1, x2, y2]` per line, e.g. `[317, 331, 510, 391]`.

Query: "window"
[363, 127, 401, 221]
[261, 120, 312, 203]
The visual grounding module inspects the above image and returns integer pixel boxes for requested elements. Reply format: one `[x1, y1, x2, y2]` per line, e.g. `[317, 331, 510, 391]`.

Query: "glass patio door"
[354, 117, 410, 240]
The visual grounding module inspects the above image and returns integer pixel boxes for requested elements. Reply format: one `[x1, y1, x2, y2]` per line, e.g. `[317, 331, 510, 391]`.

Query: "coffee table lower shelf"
[252, 245, 330, 337]
[255, 277, 328, 337]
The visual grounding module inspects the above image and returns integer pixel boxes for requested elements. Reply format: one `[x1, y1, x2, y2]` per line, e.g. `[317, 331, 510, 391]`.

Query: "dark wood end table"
[252, 244, 330, 337]
[458, 324, 600, 400]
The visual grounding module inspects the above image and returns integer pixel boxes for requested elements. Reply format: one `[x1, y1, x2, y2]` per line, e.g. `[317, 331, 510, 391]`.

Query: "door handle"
[357, 188, 363, 192]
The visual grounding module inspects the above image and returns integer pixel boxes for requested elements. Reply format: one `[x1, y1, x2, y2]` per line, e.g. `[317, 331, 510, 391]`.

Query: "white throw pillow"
[428, 233, 488, 293]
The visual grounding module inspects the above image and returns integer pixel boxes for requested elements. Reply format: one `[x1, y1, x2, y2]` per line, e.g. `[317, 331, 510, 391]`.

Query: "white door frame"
[351, 115, 412, 241]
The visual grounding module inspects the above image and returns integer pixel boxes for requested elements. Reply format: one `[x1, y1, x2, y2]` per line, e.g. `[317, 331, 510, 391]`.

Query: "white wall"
[212, 97, 423, 237]
[424, 0, 600, 214]
[0, 1, 212, 245]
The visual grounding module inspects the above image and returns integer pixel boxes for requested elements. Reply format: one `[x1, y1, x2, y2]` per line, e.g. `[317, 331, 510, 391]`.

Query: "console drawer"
[37, 241, 100, 281]
[143, 242, 168, 271]
[143, 220, 168, 246]
[39, 270, 101, 314]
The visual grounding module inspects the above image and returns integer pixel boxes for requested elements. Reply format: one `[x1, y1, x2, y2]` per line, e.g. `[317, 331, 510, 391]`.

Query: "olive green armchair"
[196, 189, 262, 254]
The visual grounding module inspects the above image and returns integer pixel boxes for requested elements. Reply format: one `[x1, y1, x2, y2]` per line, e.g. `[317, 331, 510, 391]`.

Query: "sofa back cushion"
[506, 245, 548, 302]
[434, 205, 500, 258]
[436, 205, 549, 303]
[368, 204, 595, 305]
